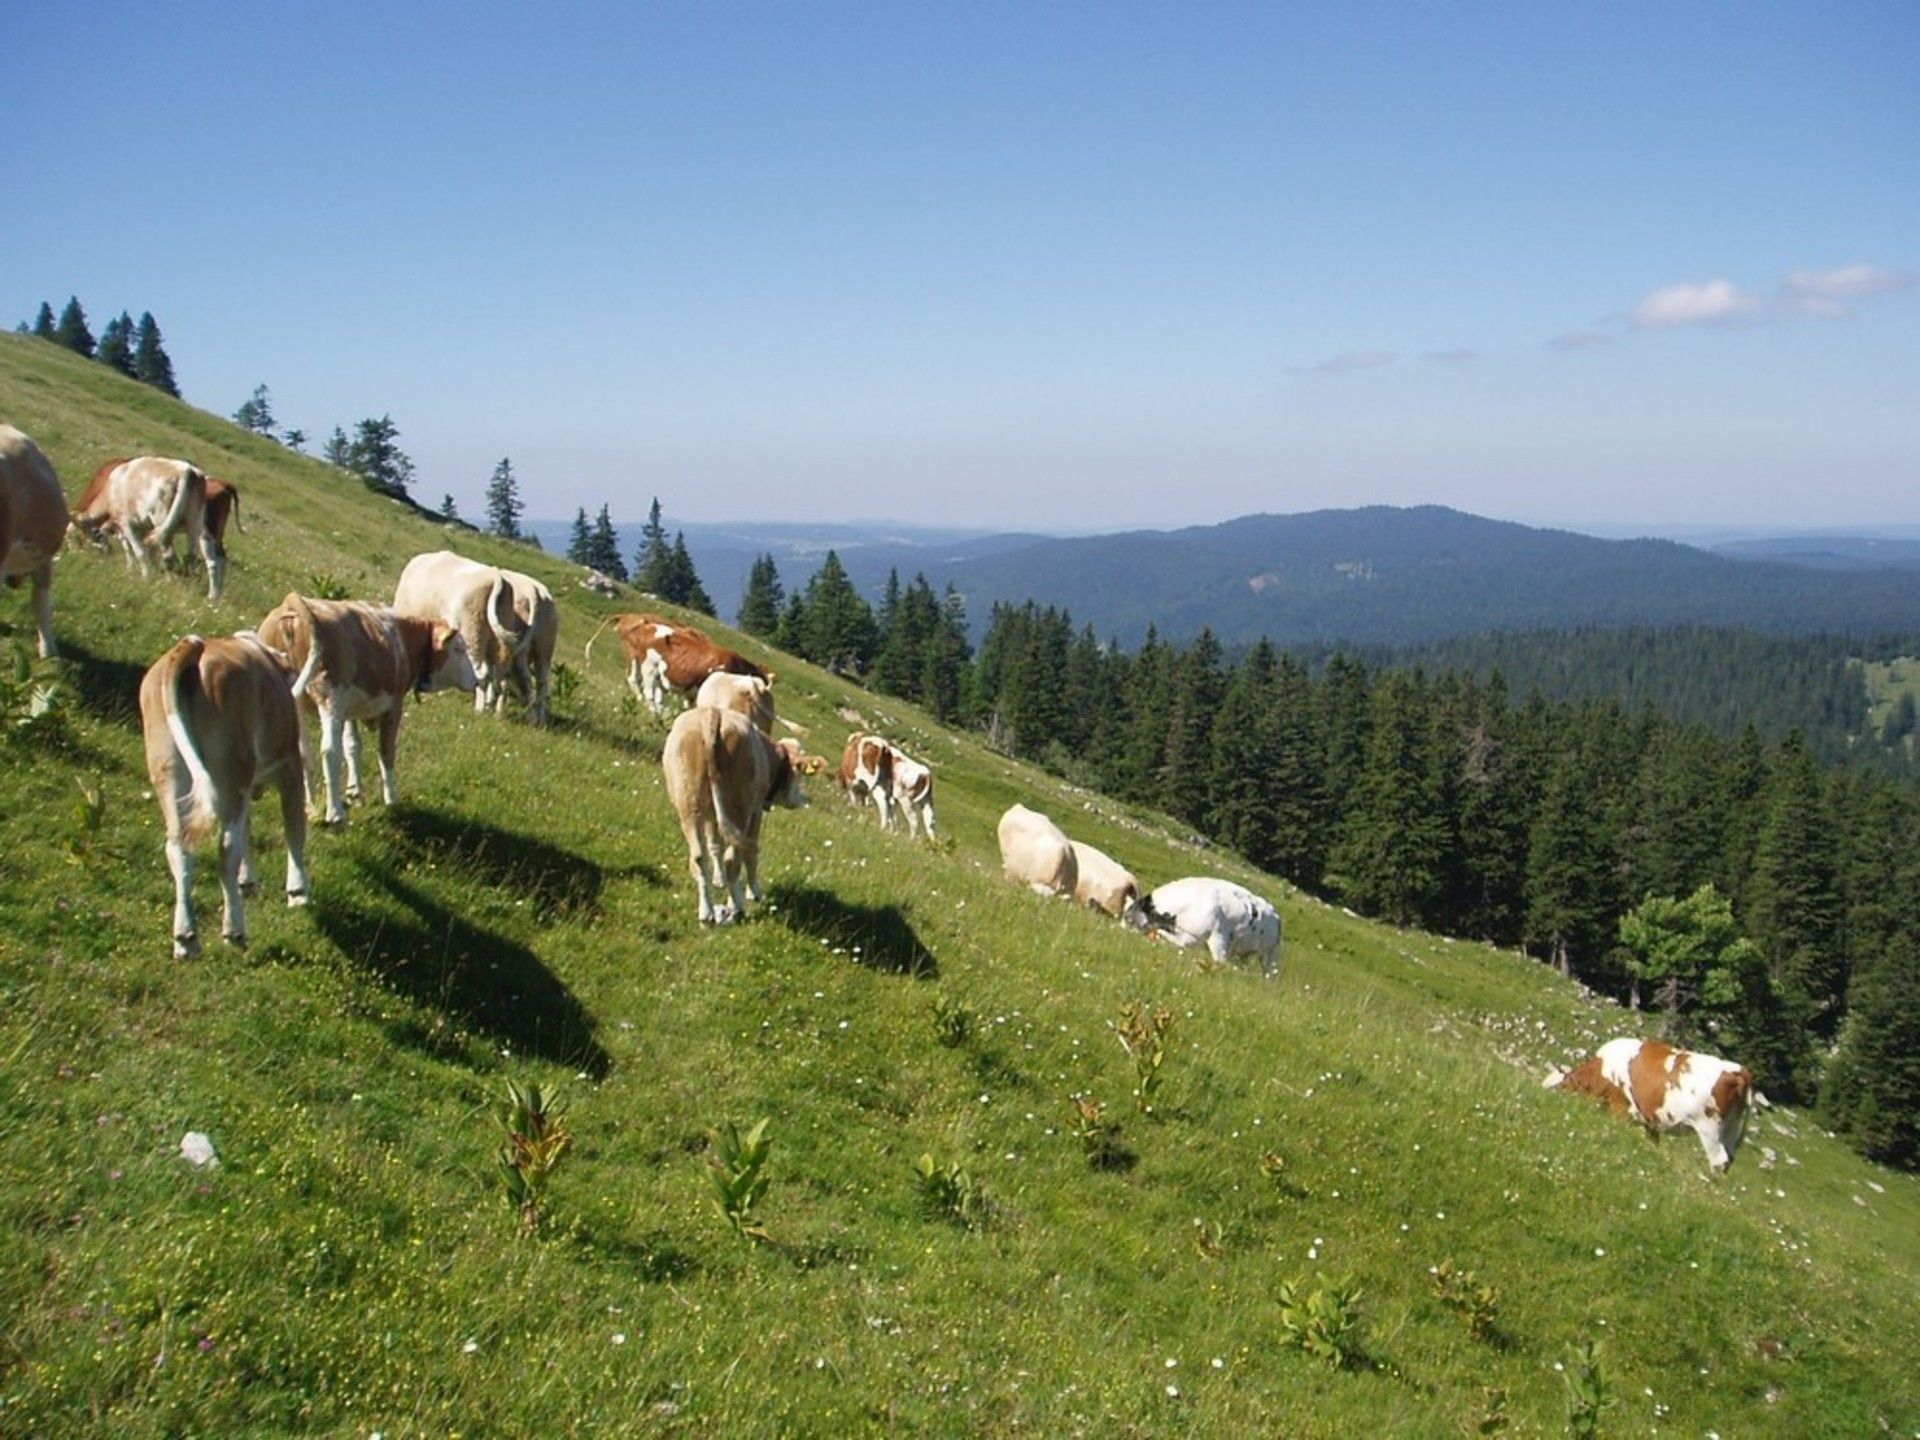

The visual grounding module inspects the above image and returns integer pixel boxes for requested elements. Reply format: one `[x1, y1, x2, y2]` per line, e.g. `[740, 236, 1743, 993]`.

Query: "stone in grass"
[179, 1132, 219, 1168]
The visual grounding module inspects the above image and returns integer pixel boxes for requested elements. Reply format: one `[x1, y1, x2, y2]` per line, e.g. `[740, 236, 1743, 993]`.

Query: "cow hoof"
[286, 888, 310, 909]
[173, 932, 200, 960]
[224, 931, 249, 951]
[239, 880, 262, 898]
[322, 812, 349, 829]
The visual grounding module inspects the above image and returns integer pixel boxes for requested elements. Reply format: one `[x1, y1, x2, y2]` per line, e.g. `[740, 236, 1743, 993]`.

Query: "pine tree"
[97, 312, 136, 376]
[1749, 731, 1844, 1040]
[283, 428, 307, 452]
[54, 297, 95, 358]
[233, 384, 276, 435]
[774, 592, 808, 654]
[484, 458, 523, 539]
[345, 415, 414, 498]
[1442, 671, 1532, 943]
[801, 551, 876, 674]
[872, 570, 914, 697]
[1207, 640, 1285, 866]
[1265, 653, 1332, 889]
[1159, 630, 1226, 828]
[31, 302, 56, 339]
[667, 533, 712, 614]
[1617, 885, 1762, 1037]
[439, 494, 460, 522]
[1820, 934, 1920, 1166]
[132, 312, 179, 396]
[589, 505, 629, 582]
[737, 553, 785, 637]
[1327, 670, 1450, 927]
[321, 427, 351, 468]
[565, 507, 593, 565]
[1524, 736, 1615, 979]
[920, 585, 971, 724]
[632, 498, 673, 594]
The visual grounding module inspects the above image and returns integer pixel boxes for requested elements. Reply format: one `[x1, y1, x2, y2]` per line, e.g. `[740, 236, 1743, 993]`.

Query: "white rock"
[179, 1131, 218, 1168]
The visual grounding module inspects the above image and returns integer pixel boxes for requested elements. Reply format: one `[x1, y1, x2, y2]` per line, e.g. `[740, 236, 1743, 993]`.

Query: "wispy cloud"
[1630, 279, 1763, 330]
[1295, 349, 1396, 374]
[1420, 349, 1479, 365]
[1547, 329, 1613, 352]
[1779, 263, 1917, 317]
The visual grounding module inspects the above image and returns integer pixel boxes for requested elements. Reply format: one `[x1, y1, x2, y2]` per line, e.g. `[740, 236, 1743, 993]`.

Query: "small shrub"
[306, 572, 353, 600]
[929, 995, 975, 1048]
[548, 661, 580, 711]
[1277, 1271, 1366, 1369]
[1562, 1337, 1612, 1439]
[1, 644, 64, 747]
[1110, 1000, 1176, 1113]
[1190, 1217, 1227, 1259]
[497, 1079, 572, 1235]
[67, 775, 107, 863]
[1429, 1259, 1500, 1342]
[1467, 1386, 1511, 1437]
[913, 1153, 986, 1229]
[1067, 1095, 1128, 1169]
[707, 1118, 774, 1244]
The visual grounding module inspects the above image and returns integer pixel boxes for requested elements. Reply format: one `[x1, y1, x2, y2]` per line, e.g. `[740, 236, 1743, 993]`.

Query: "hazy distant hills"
[533, 506, 1920, 647]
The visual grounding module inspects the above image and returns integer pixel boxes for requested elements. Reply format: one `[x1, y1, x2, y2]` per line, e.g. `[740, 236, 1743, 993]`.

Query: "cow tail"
[280, 594, 322, 696]
[229, 489, 243, 532]
[703, 710, 751, 855]
[162, 638, 219, 846]
[582, 612, 617, 665]
[155, 465, 199, 549]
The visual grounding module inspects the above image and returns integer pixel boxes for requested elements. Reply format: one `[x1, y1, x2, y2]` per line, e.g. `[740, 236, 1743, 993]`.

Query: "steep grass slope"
[2, 332, 1916, 1437]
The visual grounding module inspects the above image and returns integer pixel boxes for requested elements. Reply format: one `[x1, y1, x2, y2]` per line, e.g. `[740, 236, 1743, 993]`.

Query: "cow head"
[423, 624, 478, 695]
[1119, 888, 1150, 933]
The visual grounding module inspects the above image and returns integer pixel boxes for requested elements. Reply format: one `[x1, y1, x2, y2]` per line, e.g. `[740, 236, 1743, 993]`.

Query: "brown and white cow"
[496, 567, 557, 726]
[885, 743, 937, 840]
[1545, 1037, 1760, 1174]
[1, 424, 65, 657]
[69, 456, 223, 598]
[997, 803, 1078, 898]
[139, 631, 310, 957]
[1069, 840, 1146, 927]
[391, 550, 529, 717]
[661, 705, 823, 924]
[585, 613, 770, 717]
[697, 670, 777, 734]
[838, 732, 895, 828]
[259, 593, 475, 825]
[74, 460, 241, 585]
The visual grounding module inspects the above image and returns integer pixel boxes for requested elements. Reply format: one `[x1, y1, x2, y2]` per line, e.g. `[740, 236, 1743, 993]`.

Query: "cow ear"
[763, 669, 776, 687]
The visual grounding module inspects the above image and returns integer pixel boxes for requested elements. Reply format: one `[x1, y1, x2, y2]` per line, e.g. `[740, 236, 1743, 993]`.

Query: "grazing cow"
[1143, 877, 1281, 978]
[391, 550, 529, 716]
[139, 631, 310, 957]
[661, 706, 822, 924]
[496, 567, 557, 726]
[585, 612, 769, 717]
[886, 743, 937, 840]
[838, 732, 895, 828]
[69, 456, 223, 599]
[1069, 840, 1146, 928]
[997, 803, 1078, 898]
[259, 592, 475, 824]
[1, 424, 65, 657]
[1544, 1037, 1759, 1173]
[697, 670, 777, 734]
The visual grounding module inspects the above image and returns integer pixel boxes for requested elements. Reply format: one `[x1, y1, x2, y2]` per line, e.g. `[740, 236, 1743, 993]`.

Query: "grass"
[3, 329, 1919, 1436]
[1859, 655, 1919, 750]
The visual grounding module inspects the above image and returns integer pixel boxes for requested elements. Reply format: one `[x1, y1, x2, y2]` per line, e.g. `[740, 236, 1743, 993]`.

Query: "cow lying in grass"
[1545, 1037, 1760, 1173]
[997, 803, 1077, 898]
[1143, 877, 1282, 978]
[1069, 839, 1146, 928]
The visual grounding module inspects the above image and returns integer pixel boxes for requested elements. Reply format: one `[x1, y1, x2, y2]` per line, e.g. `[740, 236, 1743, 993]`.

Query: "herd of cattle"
[1, 421, 1763, 1173]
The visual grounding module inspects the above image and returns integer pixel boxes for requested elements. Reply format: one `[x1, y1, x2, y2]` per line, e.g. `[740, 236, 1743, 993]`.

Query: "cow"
[838, 732, 895, 828]
[139, 631, 310, 958]
[0, 424, 65, 657]
[697, 671, 777, 734]
[69, 456, 223, 599]
[391, 550, 530, 717]
[258, 592, 476, 825]
[496, 567, 557, 726]
[584, 612, 770, 717]
[661, 705, 823, 924]
[886, 743, 937, 840]
[1142, 877, 1282, 978]
[1544, 1037, 1759, 1174]
[70, 462, 239, 568]
[997, 803, 1078, 898]
[1069, 840, 1146, 928]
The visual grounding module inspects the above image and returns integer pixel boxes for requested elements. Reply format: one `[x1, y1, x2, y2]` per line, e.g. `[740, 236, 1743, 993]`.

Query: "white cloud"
[1421, 349, 1479, 365]
[1630, 279, 1762, 330]
[1297, 349, 1396, 374]
[1779, 263, 1916, 317]
[1547, 329, 1613, 352]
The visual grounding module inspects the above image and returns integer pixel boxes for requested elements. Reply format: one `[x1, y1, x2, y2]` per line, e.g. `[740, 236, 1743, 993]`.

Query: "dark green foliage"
[1748, 732, 1844, 1040]
[97, 312, 136, 376]
[321, 426, 350, 468]
[233, 383, 275, 435]
[439, 494, 460, 522]
[54, 297, 95, 357]
[666, 533, 712, 615]
[133, 312, 179, 396]
[565, 507, 592, 565]
[737, 553, 784, 637]
[632, 498, 672, 594]
[485, 457, 523, 540]
[345, 415, 414, 499]
[1524, 735, 1616, 980]
[1328, 671, 1449, 927]
[799, 550, 877, 674]
[587, 505, 628, 582]
[1822, 936, 1920, 1166]
[30, 302, 55, 339]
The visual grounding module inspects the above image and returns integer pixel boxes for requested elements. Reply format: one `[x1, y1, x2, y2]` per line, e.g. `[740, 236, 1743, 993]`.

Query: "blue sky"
[7, 2, 1916, 531]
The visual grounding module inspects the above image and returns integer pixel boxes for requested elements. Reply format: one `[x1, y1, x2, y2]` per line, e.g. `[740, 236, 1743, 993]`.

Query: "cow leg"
[279, 764, 311, 907]
[1693, 1118, 1731, 1173]
[1207, 932, 1233, 970]
[217, 810, 250, 949]
[919, 802, 937, 842]
[317, 707, 350, 825]
[200, 531, 225, 601]
[872, 789, 894, 831]
[30, 562, 56, 658]
[900, 800, 921, 840]
[122, 527, 155, 578]
[165, 835, 200, 959]
[626, 658, 646, 707]
[375, 711, 401, 806]
[531, 657, 550, 727]
[686, 825, 722, 923]
[743, 814, 767, 904]
[343, 722, 367, 805]
[720, 836, 751, 920]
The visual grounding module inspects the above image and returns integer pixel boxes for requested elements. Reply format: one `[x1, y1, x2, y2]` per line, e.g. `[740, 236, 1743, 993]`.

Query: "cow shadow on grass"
[385, 804, 663, 923]
[56, 639, 145, 726]
[765, 882, 939, 979]
[314, 860, 613, 1078]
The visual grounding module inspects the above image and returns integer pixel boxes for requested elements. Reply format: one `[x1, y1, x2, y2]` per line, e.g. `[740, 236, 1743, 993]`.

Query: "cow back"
[1, 426, 67, 570]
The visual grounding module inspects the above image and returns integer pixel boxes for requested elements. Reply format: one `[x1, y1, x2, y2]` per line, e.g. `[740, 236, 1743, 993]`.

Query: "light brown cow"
[697, 671, 777, 734]
[997, 803, 1078, 898]
[496, 567, 557, 726]
[391, 550, 529, 716]
[139, 631, 310, 957]
[1545, 1037, 1760, 1174]
[662, 706, 822, 924]
[70, 456, 222, 598]
[1, 424, 65, 657]
[72, 461, 239, 580]
[837, 732, 895, 827]
[585, 612, 770, 717]
[885, 743, 937, 840]
[259, 592, 475, 825]
[1069, 840, 1145, 927]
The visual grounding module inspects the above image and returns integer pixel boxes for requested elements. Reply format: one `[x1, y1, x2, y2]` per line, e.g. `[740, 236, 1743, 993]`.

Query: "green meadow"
[3, 331, 1916, 1437]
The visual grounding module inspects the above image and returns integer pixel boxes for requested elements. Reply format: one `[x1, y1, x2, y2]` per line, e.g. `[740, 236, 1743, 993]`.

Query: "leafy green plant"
[1, 644, 64, 746]
[306, 571, 353, 600]
[929, 994, 975, 1048]
[497, 1079, 572, 1235]
[1429, 1259, 1500, 1342]
[1276, 1272, 1366, 1369]
[66, 774, 107, 863]
[707, 1118, 774, 1244]
[913, 1152, 986, 1229]
[548, 661, 580, 711]
[1467, 1386, 1511, 1437]
[1067, 1094, 1128, 1169]
[1562, 1337, 1612, 1439]
[1109, 1000, 1176, 1113]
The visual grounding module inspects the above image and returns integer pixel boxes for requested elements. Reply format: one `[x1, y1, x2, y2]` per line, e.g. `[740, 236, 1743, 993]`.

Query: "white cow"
[1069, 840, 1146, 928]
[997, 803, 1077, 898]
[391, 550, 529, 716]
[1143, 877, 1281, 978]
[70, 456, 223, 599]
[886, 744, 938, 840]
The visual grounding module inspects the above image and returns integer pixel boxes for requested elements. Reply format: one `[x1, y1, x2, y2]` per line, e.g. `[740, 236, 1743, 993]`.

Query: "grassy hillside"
[3, 330, 1917, 1437]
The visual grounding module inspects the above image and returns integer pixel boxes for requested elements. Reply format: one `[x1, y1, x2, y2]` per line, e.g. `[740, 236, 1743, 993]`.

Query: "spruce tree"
[1820, 934, 1920, 1166]
[54, 297, 95, 357]
[774, 591, 809, 655]
[667, 533, 712, 614]
[1159, 629, 1226, 828]
[632, 498, 673, 594]
[439, 494, 460, 522]
[920, 586, 970, 724]
[589, 505, 629, 582]
[1444, 672, 1532, 943]
[1207, 640, 1285, 866]
[284, 428, 307, 452]
[97, 312, 136, 376]
[1617, 884, 1762, 1036]
[484, 458, 524, 539]
[345, 415, 413, 498]
[233, 384, 276, 435]
[801, 550, 876, 674]
[737, 554, 785, 637]
[565, 507, 593, 565]
[321, 427, 351, 468]
[133, 312, 179, 396]
[1524, 737, 1614, 978]
[1749, 731, 1844, 1039]
[1327, 669, 1449, 927]
[31, 302, 56, 339]
[1265, 653, 1332, 889]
